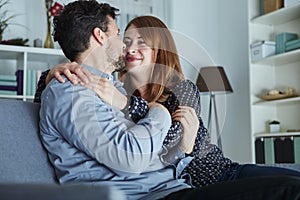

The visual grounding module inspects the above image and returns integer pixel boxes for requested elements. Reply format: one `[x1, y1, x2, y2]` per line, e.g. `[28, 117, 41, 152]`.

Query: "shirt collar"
[80, 63, 114, 82]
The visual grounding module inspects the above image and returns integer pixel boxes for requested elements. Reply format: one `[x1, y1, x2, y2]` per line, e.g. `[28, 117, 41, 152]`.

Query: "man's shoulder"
[41, 78, 75, 106]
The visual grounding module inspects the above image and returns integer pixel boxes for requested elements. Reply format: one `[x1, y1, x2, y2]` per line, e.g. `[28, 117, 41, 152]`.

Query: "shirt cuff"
[160, 143, 186, 165]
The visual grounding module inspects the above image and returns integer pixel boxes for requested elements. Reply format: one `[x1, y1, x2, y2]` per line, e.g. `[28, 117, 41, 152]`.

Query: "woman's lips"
[126, 57, 141, 62]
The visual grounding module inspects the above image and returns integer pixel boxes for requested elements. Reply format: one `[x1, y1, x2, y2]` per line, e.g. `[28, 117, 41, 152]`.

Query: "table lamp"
[196, 66, 233, 150]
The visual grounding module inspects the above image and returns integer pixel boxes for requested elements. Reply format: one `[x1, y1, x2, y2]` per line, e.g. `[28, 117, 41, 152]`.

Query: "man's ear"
[93, 27, 105, 45]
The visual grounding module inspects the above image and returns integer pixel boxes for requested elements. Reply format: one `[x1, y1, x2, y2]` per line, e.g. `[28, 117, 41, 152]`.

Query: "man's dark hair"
[53, 0, 119, 61]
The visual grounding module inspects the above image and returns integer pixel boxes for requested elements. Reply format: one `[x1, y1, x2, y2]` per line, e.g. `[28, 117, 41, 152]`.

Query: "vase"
[44, 13, 54, 48]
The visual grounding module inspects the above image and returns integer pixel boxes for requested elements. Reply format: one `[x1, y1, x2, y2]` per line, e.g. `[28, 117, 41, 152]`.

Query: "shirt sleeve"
[40, 80, 172, 175]
[120, 95, 149, 123]
[160, 143, 185, 165]
[171, 80, 210, 154]
[161, 80, 210, 166]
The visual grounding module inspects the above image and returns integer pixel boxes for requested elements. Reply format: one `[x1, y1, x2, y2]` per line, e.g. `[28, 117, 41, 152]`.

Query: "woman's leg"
[164, 176, 300, 200]
[237, 164, 300, 179]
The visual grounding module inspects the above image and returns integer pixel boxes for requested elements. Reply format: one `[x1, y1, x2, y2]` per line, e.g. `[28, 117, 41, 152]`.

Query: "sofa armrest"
[0, 183, 125, 200]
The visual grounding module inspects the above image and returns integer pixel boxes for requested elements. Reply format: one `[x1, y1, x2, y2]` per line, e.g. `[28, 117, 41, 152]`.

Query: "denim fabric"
[163, 176, 300, 200]
[219, 163, 300, 183]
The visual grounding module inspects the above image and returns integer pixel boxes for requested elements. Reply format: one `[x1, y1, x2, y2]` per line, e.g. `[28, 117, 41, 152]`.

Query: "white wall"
[217, 0, 251, 163]
[2, 0, 252, 163]
[167, 0, 251, 163]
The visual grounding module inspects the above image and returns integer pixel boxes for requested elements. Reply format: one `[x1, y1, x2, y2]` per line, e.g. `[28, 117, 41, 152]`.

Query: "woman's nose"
[127, 44, 138, 54]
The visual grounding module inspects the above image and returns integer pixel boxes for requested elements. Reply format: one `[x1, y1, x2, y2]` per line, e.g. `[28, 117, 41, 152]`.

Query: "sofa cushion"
[0, 99, 56, 183]
[0, 183, 125, 200]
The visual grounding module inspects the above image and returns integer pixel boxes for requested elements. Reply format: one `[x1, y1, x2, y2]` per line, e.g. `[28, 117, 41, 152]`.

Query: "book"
[294, 137, 300, 163]
[274, 137, 294, 163]
[0, 90, 18, 95]
[31, 69, 37, 96]
[255, 138, 265, 164]
[16, 70, 24, 95]
[26, 69, 32, 96]
[0, 74, 17, 81]
[0, 80, 18, 86]
[264, 137, 275, 164]
[0, 85, 17, 91]
[260, 0, 264, 15]
[275, 32, 298, 54]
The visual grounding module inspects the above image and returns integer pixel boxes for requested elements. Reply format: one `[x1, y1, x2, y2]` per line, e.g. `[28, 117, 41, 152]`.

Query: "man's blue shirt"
[39, 65, 191, 200]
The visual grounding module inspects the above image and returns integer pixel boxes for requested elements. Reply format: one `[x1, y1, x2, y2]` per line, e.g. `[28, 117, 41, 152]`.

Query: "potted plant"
[0, 0, 14, 42]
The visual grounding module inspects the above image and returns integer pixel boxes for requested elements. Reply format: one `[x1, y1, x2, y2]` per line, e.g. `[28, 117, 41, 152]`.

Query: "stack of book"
[15, 69, 42, 96]
[275, 32, 298, 54]
[0, 74, 18, 95]
[255, 136, 300, 164]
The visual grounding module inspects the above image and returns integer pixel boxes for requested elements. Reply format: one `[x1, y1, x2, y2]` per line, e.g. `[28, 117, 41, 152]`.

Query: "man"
[39, 1, 192, 199]
[40, 1, 300, 200]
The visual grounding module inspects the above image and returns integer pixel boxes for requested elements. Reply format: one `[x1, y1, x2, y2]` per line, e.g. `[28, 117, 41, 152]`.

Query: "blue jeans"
[164, 176, 300, 200]
[219, 164, 300, 181]
[163, 164, 300, 199]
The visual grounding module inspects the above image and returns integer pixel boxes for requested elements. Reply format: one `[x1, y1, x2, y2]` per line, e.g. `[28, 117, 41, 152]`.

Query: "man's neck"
[77, 48, 114, 75]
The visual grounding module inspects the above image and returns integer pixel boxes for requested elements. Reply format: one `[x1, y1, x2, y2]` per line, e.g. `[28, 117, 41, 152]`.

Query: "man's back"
[39, 66, 190, 200]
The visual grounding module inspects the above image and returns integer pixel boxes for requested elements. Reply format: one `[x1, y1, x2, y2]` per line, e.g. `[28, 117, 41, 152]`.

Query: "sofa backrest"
[0, 99, 56, 183]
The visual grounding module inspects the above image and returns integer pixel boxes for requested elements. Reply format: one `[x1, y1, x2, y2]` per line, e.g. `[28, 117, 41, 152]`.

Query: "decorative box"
[263, 0, 284, 14]
[250, 41, 276, 62]
[285, 38, 300, 52]
[275, 32, 298, 54]
[269, 120, 280, 133]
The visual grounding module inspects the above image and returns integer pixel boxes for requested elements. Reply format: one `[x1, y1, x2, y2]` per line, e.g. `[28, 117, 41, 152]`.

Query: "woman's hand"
[172, 106, 199, 154]
[46, 62, 91, 85]
[84, 74, 128, 110]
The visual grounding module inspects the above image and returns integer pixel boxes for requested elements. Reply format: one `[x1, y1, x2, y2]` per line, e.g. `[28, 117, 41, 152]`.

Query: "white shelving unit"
[0, 45, 68, 101]
[248, 1, 300, 163]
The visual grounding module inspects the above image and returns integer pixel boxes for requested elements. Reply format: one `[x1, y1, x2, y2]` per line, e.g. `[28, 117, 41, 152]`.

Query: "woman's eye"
[124, 40, 131, 47]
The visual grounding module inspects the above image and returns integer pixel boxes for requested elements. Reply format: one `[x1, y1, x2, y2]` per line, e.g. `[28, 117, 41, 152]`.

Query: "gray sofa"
[0, 99, 300, 200]
[0, 99, 124, 200]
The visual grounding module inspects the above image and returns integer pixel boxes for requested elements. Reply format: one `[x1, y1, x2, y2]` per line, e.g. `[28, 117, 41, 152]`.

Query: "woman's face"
[123, 25, 154, 75]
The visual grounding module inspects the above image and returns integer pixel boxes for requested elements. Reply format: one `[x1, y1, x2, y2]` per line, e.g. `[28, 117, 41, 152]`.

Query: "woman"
[35, 15, 300, 188]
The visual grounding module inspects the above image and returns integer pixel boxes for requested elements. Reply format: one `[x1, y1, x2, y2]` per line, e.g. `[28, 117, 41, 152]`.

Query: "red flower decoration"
[50, 2, 63, 16]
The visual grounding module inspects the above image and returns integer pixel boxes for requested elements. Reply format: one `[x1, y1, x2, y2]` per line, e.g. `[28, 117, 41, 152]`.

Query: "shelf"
[0, 44, 67, 101]
[251, 3, 300, 25]
[254, 96, 300, 105]
[0, 44, 67, 62]
[252, 49, 300, 65]
[254, 132, 300, 138]
[0, 44, 64, 56]
[0, 95, 34, 100]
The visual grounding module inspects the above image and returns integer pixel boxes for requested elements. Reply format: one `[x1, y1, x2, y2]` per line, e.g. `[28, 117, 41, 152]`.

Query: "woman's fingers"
[173, 106, 199, 154]
[172, 106, 198, 124]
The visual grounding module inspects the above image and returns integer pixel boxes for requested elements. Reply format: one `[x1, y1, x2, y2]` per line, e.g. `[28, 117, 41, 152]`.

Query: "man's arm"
[40, 81, 171, 175]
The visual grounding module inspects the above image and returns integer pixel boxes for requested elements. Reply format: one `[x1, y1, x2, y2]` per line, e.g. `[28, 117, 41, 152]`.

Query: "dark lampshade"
[196, 66, 233, 94]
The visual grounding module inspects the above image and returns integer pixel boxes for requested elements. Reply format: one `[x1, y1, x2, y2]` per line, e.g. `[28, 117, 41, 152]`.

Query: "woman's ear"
[93, 27, 104, 45]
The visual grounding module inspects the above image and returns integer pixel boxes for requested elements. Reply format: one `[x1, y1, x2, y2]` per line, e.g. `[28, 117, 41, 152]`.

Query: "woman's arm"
[160, 80, 210, 165]
[34, 69, 50, 103]
[172, 80, 210, 148]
